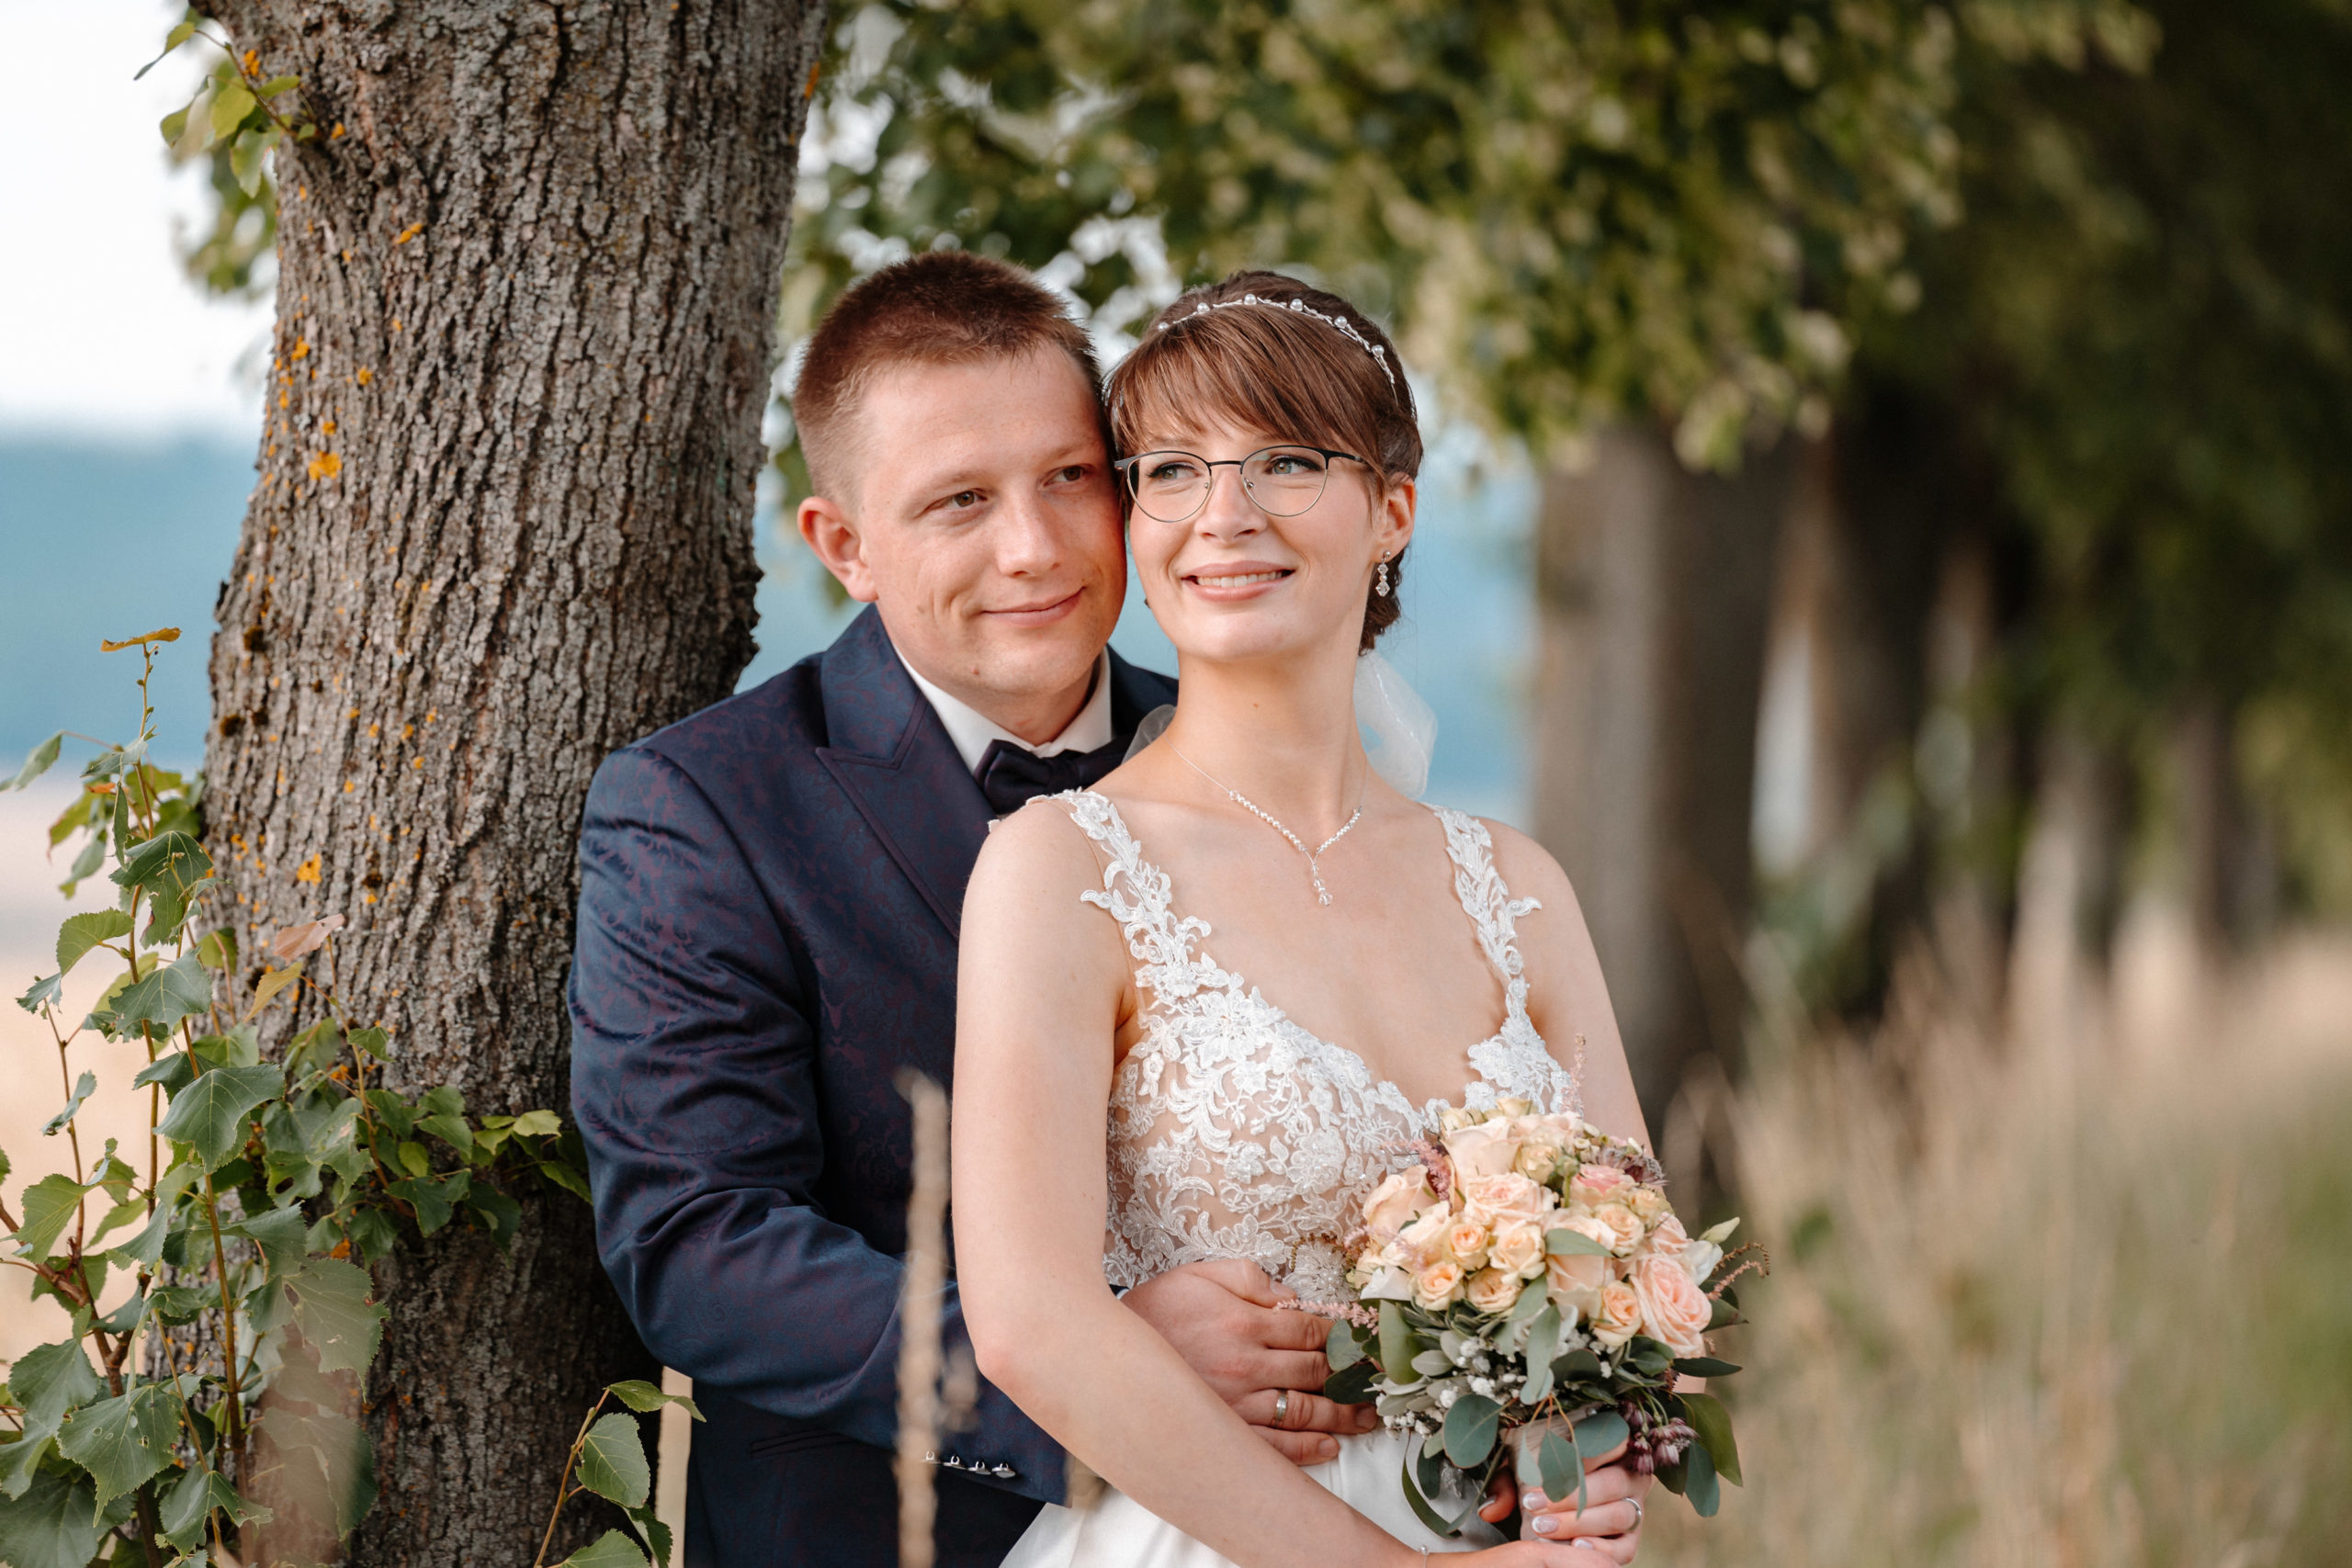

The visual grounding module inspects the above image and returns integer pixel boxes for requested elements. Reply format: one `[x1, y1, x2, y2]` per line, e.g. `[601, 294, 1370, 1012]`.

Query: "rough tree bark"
[1528, 425, 1791, 1132]
[198, 1, 826, 1560]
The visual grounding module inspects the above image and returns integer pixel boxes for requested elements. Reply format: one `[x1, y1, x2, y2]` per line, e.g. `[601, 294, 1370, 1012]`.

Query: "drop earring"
[1374, 553, 1392, 598]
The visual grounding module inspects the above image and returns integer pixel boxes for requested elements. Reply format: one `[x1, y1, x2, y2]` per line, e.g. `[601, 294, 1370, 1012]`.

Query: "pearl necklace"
[1170, 745, 1364, 907]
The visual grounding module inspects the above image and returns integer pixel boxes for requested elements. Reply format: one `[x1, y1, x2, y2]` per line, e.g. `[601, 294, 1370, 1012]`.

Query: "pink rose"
[1414, 1259, 1465, 1311]
[1593, 1281, 1643, 1348]
[1396, 1207, 1453, 1266]
[1460, 1172, 1554, 1230]
[1545, 1249, 1609, 1325]
[1363, 1167, 1440, 1234]
[1585, 1201, 1645, 1257]
[1631, 1254, 1712, 1359]
[1443, 1119, 1524, 1179]
[1569, 1163, 1635, 1209]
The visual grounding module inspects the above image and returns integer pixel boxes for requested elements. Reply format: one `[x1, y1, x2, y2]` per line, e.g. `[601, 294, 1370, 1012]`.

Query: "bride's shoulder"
[968, 794, 1109, 892]
[1444, 811, 1577, 908]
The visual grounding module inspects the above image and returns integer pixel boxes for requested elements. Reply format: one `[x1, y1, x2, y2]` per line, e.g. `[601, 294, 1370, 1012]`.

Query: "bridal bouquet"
[1318, 1100, 1758, 1531]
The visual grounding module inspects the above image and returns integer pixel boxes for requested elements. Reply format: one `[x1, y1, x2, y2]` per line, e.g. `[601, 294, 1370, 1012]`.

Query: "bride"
[954, 274, 1655, 1568]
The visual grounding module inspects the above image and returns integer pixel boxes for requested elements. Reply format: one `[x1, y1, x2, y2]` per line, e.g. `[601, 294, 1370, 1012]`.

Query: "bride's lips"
[1182, 561, 1296, 601]
[983, 589, 1085, 627]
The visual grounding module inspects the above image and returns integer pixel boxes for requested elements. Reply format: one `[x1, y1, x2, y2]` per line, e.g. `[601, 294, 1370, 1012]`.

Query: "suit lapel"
[816, 607, 993, 938]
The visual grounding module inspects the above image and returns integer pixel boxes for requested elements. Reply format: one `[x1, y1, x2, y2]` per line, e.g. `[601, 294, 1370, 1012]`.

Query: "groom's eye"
[1051, 465, 1089, 485]
[946, 490, 983, 510]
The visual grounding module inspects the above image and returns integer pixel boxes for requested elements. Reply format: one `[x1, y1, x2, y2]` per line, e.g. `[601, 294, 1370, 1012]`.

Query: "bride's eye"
[1261, 451, 1326, 476]
[1145, 457, 1204, 484]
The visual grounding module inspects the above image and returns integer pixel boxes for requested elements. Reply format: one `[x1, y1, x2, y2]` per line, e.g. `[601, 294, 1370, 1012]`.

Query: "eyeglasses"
[1113, 445, 1370, 524]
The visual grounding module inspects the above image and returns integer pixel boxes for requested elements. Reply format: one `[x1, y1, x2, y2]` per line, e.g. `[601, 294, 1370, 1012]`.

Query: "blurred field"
[1643, 932, 2352, 1568]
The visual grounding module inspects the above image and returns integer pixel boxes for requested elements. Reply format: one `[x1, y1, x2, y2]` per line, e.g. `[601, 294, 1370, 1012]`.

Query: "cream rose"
[1593, 1281, 1643, 1348]
[1443, 1119, 1523, 1179]
[1512, 1140, 1562, 1183]
[1443, 1217, 1493, 1268]
[1488, 1221, 1547, 1280]
[1631, 1254, 1713, 1359]
[1459, 1172, 1554, 1230]
[1546, 1250, 1609, 1326]
[1363, 1167, 1440, 1234]
[1569, 1162, 1635, 1209]
[1465, 1267, 1523, 1315]
[1585, 1201, 1645, 1257]
[1414, 1259, 1466, 1311]
[1627, 1185, 1669, 1224]
[1396, 1206, 1453, 1265]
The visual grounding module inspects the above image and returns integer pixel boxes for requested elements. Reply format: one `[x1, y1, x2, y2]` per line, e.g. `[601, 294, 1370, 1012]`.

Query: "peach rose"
[1569, 1163, 1635, 1209]
[1627, 1185, 1669, 1224]
[1443, 1218, 1492, 1269]
[1489, 1221, 1547, 1280]
[1512, 1137, 1563, 1183]
[1631, 1254, 1712, 1359]
[1586, 1201, 1645, 1257]
[1414, 1258, 1465, 1311]
[1363, 1167, 1441, 1234]
[1396, 1206, 1453, 1266]
[1465, 1267, 1524, 1315]
[1460, 1172, 1554, 1230]
[1443, 1119, 1523, 1179]
[1546, 1250, 1609, 1326]
[1593, 1281, 1643, 1348]
[1494, 1096, 1536, 1120]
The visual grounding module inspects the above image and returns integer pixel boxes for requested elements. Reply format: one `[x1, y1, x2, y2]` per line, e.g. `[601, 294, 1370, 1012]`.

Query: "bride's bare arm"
[952, 804, 1422, 1568]
[1477, 824, 1652, 1153]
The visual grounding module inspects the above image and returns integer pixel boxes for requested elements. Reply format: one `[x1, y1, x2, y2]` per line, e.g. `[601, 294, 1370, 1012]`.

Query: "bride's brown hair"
[1107, 272, 1421, 650]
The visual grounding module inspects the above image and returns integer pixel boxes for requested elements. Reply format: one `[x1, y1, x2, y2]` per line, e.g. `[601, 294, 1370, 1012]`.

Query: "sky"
[0, 0, 272, 436]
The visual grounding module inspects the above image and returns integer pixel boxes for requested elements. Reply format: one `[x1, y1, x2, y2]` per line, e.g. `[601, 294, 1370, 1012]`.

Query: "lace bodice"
[1058, 790, 1582, 1305]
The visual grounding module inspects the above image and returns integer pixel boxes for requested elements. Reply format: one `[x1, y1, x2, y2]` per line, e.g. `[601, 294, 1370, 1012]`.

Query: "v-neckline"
[1076, 789, 1526, 1116]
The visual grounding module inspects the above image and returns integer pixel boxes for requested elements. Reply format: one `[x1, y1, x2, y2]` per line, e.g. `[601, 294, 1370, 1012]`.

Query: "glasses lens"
[1128, 452, 1212, 521]
[1241, 447, 1331, 516]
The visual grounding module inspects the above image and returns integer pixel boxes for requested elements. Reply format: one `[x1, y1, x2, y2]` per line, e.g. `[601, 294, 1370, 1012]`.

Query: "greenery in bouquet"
[1317, 1099, 1760, 1537]
[0, 633, 592, 1568]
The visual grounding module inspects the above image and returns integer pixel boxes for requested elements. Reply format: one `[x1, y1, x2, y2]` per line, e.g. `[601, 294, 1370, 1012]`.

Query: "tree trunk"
[198, 2, 826, 1561]
[1528, 425, 1791, 1134]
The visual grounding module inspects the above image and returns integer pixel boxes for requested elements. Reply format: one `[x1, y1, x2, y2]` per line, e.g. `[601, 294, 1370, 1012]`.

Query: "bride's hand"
[1121, 1258, 1382, 1464]
[1455, 1544, 1620, 1568]
[1476, 1439, 1652, 1566]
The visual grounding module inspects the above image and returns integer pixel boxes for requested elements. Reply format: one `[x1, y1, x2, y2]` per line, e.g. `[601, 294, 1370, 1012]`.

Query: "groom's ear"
[799, 494, 879, 604]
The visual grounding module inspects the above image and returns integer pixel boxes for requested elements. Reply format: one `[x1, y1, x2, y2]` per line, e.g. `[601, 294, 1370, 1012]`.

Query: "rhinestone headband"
[1159, 292, 1398, 393]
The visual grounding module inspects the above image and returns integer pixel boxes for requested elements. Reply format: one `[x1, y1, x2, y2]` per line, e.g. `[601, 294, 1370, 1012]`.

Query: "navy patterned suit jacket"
[570, 605, 1177, 1568]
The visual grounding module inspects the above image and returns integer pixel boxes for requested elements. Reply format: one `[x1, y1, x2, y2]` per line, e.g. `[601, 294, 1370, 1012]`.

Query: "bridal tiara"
[1159, 293, 1399, 393]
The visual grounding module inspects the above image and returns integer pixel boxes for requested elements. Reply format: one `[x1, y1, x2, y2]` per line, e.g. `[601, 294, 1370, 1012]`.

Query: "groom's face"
[798, 348, 1125, 734]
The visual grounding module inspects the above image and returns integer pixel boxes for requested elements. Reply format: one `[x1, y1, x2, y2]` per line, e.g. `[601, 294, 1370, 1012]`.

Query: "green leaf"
[1573, 1408, 1629, 1463]
[111, 831, 213, 944]
[626, 1502, 674, 1568]
[109, 1162, 199, 1269]
[192, 1027, 260, 1069]
[285, 1257, 389, 1375]
[465, 1183, 524, 1248]
[229, 1204, 311, 1283]
[208, 80, 255, 140]
[1672, 1357, 1743, 1379]
[1537, 1428, 1580, 1505]
[388, 1172, 466, 1235]
[576, 1412, 651, 1507]
[255, 73, 300, 98]
[1442, 1392, 1500, 1468]
[109, 952, 216, 1037]
[9, 1173, 90, 1261]
[537, 1157, 594, 1203]
[1678, 1390, 1742, 1485]
[55, 1382, 178, 1512]
[1552, 1346, 1602, 1385]
[196, 925, 238, 973]
[559, 1529, 649, 1568]
[5, 732, 62, 791]
[161, 1464, 272, 1553]
[55, 910, 131, 975]
[17, 972, 63, 1013]
[1324, 1317, 1365, 1371]
[1545, 1226, 1612, 1257]
[10, 1340, 106, 1425]
[1397, 1442, 1465, 1540]
[1681, 1434, 1721, 1516]
[510, 1108, 561, 1137]
[0, 1468, 107, 1568]
[1376, 1299, 1421, 1385]
[135, 16, 200, 81]
[156, 1063, 282, 1168]
[134, 1053, 198, 1095]
[605, 1379, 705, 1421]
[1320, 1359, 1378, 1404]
[348, 1025, 390, 1062]
[1519, 1305, 1563, 1406]
[40, 1072, 97, 1137]
[1707, 1295, 1742, 1330]
[231, 127, 275, 197]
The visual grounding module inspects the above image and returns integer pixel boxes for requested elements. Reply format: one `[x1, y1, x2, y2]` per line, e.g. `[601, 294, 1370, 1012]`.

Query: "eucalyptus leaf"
[575, 1412, 651, 1508]
[1377, 1300, 1421, 1385]
[1519, 1305, 1563, 1406]
[1441, 1392, 1500, 1468]
[1545, 1226, 1612, 1258]
[1536, 1427, 1580, 1505]
[1324, 1318, 1366, 1371]
[1573, 1408, 1629, 1461]
[1398, 1443, 1464, 1540]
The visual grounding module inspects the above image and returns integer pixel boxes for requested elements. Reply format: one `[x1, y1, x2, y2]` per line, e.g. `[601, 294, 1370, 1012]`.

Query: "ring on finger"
[1272, 1390, 1291, 1427]
[1626, 1497, 1642, 1530]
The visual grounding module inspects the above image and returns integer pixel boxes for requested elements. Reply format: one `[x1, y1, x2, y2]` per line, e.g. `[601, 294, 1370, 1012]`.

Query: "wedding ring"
[1628, 1497, 1643, 1529]
[1273, 1390, 1291, 1427]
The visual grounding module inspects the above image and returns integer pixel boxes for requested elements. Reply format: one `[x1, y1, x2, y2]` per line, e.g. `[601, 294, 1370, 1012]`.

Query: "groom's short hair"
[792, 252, 1102, 502]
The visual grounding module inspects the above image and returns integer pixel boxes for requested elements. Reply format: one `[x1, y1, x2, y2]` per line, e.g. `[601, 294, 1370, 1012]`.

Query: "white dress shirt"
[896, 646, 1114, 777]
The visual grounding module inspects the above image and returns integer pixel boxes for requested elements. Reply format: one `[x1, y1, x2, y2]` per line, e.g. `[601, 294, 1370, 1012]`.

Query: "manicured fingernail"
[1521, 1489, 1547, 1510]
[1319, 1438, 1338, 1459]
[1531, 1514, 1557, 1536]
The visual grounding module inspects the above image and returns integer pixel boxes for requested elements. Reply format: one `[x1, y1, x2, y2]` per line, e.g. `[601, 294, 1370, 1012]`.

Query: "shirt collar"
[895, 643, 1114, 776]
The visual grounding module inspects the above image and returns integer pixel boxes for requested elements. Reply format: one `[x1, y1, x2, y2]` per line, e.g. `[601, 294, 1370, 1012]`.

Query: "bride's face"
[1126, 417, 1414, 667]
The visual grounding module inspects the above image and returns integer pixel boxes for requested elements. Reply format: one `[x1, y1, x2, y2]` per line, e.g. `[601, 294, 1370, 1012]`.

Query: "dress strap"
[1427, 806, 1542, 1026]
[1053, 790, 1235, 1008]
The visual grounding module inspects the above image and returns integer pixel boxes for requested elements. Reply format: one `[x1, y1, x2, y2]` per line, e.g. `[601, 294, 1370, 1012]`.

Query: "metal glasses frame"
[1113, 444, 1371, 523]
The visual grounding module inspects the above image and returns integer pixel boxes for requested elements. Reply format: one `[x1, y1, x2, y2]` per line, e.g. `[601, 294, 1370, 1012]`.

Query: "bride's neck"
[1159, 648, 1368, 830]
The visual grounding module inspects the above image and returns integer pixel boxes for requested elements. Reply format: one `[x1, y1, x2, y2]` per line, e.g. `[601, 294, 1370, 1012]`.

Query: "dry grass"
[1641, 934, 2352, 1567]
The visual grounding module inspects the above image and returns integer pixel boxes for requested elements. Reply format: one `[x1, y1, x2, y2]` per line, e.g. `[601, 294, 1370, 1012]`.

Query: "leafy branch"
[532, 1381, 703, 1568]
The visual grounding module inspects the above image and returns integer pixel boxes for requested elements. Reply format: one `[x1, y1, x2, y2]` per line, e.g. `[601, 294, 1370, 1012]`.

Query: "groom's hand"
[1122, 1259, 1383, 1465]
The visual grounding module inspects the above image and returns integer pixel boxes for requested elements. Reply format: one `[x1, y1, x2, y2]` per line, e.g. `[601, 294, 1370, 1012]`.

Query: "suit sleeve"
[568, 744, 1064, 1502]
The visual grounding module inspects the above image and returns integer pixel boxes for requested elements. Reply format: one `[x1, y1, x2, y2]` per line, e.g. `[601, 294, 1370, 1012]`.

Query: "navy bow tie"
[976, 735, 1129, 816]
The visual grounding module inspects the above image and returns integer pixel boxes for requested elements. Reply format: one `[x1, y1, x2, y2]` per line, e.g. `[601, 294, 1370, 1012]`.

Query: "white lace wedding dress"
[1001, 790, 1584, 1568]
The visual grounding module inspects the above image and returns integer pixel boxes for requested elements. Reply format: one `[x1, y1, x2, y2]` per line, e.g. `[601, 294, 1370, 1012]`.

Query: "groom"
[568, 253, 1378, 1568]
